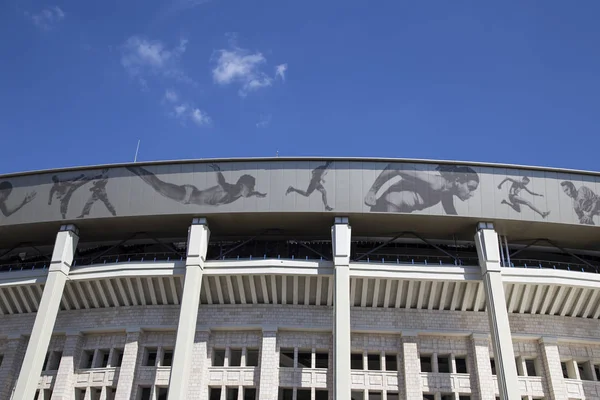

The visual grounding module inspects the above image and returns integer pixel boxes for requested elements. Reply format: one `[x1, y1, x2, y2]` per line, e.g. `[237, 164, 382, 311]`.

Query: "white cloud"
[190, 108, 211, 126]
[256, 114, 272, 128]
[121, 36, 192, 86]
[170, 103, 211, 127]
[27, 6, 65, 30]
[275, 64, 288, 80]
[164, 89, 179, 103]
[212, 46, 287, 96]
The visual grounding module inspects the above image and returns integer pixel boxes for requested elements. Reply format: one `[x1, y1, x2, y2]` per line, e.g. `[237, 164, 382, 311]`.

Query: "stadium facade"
[1, 157, 600, 400]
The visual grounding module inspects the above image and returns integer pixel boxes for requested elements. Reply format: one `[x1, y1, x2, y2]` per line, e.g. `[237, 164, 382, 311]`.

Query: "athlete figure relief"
[0, 181, 36, 217]
[364, 164, 479, 215]
[49, 170, 107, 219]
[286, 161, 334, 211]
[77, 169, 117, 218]
[127, 163, 267, 206]
[561, 181, 600, 225]
[497, 176, 550, 218]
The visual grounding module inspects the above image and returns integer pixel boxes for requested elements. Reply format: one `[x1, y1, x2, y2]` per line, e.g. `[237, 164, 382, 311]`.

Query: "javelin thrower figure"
[127, 163, 267, 206]
[497, 176, 550, 218]
[364, 164, 480, 215]
[286, 161, 334, 211]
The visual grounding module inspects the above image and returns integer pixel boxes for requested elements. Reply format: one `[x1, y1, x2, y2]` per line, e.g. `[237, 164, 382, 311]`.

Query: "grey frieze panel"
[1, 159, 599, 227]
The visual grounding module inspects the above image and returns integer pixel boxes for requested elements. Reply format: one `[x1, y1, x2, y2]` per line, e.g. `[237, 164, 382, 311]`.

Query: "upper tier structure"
[1, 157, 599, 247]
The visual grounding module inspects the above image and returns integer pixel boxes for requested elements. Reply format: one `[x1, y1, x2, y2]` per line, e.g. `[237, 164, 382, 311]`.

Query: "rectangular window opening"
[385, 354, 398, 371]
[279, 349, 294, 368]
[420, 355, 432, 373]
[315, 351, 328, 369]
[144, 348, 157, 367]
[297, 350, 311, 368]
[296, 388, 311, 400]
[230, 349, 242, 367]
[213, 349, 226, 367]
[438, 355, 451, 373]
[351, 353, 364, 370]
[246, 348, 259, 367]
[367, 353, 381, 370]
[455, 356, 468, 373]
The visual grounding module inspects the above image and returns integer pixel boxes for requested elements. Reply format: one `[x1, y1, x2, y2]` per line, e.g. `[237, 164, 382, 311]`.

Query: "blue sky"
[1, 1, 599, 174]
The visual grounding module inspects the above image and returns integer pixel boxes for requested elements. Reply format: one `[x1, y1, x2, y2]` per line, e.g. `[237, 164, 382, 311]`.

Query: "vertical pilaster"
[331, 217, 351, 400]
[474, 223, 519, 400]
[188, 329, 210, 400]
[257, 328, 278, 400]
[13, 224, 79, 400]
[401, 331, 422, 400]
[51, 331, 83, 400]
[168, 217, 210, 400]
[538, 337, 567, 400]
[0, 335, 26, 400]
[471, 333, 495, 400]
[114, 329, 140, 400]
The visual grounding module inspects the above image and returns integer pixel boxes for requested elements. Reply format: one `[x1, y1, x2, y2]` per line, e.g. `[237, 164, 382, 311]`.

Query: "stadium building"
[1, 157, 600, 400]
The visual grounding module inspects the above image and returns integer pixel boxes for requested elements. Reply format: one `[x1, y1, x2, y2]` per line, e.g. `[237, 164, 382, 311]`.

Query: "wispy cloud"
[256, 114, 272, 128]
[165, 90, 211, 127]
[27, 6, 65, 30]
[121, 36, 193, 86]
[275, 64, 288, 81]
[212, 45, 287, 96]
[164, 89, 179, 103]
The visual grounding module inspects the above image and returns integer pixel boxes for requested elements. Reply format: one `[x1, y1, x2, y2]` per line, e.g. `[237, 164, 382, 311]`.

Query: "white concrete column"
[50, 331, 83, 400]
[470, 333, 496, 400]
[13, 224, 79, 400]
[257, 328, 279, 400]
[331, 217, 351, 400]
[401, 331, 422, 400]
[168, 217, 210, 400]
[114, 328, 141, 400]
[538, 337, 567, 400]
[0, 335, 26, 400]
[474, 222, 520, 400]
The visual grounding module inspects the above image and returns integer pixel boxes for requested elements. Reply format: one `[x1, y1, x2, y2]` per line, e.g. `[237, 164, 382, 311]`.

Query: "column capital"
[476, 221, 495, 231]
[471, 332, 490, 341]
[539, 336, 559, 346]
[59, 224, 79, 235]
[402, 330, 419, 338]
[262, 326, 278, 334]
[334, 216, 349, 225]
[191, 217, 208, 225]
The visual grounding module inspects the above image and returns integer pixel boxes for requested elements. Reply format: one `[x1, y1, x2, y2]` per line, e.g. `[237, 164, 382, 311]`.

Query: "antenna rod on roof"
[134, 140, 141, 163]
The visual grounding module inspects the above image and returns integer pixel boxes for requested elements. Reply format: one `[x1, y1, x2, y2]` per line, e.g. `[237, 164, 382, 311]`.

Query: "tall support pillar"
[0, 335, 26, 400]
[538, 337, 567, 400]
[257, 328, 279, 400]
[13, 224, 79, 400]
[51, 331, 83, 400]
[331, 217, 351, 400]
[168, 217, 210, 400]
[401, 331, 422, 400]
[474, 222, 519, 400]
[114, 328, 141, 400]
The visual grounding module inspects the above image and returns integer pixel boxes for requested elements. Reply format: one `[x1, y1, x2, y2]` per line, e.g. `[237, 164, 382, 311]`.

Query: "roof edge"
[1, 156, 598, 179]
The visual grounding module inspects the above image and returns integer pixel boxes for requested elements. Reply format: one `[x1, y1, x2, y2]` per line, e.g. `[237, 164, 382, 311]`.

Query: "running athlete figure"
[497, 176, 550, 218]
[127, 163, 267, 206]
[77, 169, 117, 218]
[48, 172, 102, 219]
[364, 164, 479, 215]
[286, 161, 334, 211]
[0, 181, 36, 217]
[561, 181, 600, 225]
